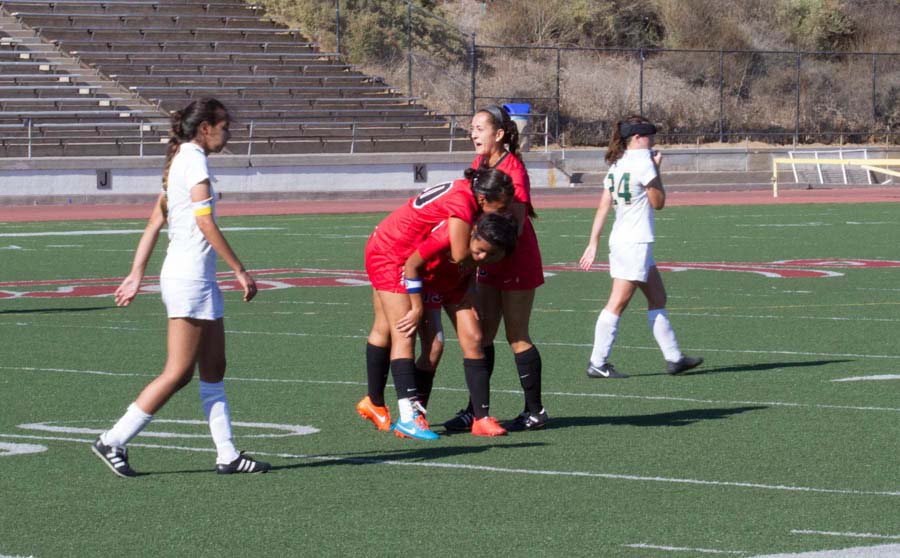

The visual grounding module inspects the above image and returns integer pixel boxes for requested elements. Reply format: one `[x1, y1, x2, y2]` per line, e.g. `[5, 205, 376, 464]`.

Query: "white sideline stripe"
[3, 433, 900, 498]
[3, 366, 900, 413]
[0, 227, 282, 238]
[791, 530, 900, 540]
[832, 375, 900, 382]
[6, 322, 900, 362]
[747, 544, 900, 558]
[624, 543, 745, 554]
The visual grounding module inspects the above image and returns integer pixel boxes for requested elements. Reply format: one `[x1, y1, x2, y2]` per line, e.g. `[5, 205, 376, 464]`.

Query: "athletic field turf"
[1, 202, 898, 557]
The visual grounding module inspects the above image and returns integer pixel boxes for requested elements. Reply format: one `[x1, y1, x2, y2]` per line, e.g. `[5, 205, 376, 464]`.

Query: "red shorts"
[423, 284, 467, 309]
[477, 218, 544, 290]
[364, 235, 405, 293]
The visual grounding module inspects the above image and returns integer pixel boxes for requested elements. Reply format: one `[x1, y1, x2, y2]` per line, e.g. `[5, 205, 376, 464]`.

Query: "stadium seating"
[0, 0, 455, 156]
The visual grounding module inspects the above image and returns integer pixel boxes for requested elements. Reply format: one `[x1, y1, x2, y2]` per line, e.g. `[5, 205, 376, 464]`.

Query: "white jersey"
[159, 142, 217, 282]
[606, 148, 658, 245]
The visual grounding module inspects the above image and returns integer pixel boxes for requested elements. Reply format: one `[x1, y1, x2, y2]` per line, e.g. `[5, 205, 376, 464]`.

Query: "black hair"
[463, 166, 514, 206]
[476, 104, 521, 160]
[160, 98, 230, 216]
[473, 212, 518, 256]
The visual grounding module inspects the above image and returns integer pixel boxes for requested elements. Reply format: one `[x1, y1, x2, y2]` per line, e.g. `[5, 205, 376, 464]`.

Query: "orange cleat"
[471, 416, 507, 437]
[356, 396, 392, 431]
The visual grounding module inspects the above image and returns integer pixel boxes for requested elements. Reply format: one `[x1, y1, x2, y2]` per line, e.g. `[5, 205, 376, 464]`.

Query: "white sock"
[200, 380, 240, 465]
[648, 308, 683, 362]
[590, 309, 620, 366]
[101, 402, 153, 448]
[397, 397, 414, 422]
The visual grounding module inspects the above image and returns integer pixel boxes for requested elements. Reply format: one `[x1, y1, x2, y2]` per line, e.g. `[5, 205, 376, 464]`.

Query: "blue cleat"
[392, 412, 439, 440]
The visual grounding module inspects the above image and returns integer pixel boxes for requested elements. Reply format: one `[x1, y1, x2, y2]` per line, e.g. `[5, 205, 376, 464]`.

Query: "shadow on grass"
[270, 441, 548, 472]
[0, 305, 111, 315]
[640, 359, 853, 377]
[550, 405, 767, 429]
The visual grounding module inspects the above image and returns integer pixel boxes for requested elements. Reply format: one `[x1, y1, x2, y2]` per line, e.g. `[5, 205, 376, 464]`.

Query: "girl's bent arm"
[114, 193, 166, 307]
[579, 189, 612, 271]
[191, 180, 257, 302]
[447, 217, 473, 263]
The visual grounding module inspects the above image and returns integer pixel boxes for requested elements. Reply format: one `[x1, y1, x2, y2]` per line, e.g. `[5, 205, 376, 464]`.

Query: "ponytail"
[160, 98, 230, 217]
[605, 114, 655, 165]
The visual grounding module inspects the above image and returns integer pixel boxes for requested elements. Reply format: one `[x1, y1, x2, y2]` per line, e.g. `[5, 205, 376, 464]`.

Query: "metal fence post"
[139, 123, 144, 157]
[872, 53, 878, 133]
[718, 49, 725, 143]
[555, 47, 561, 145]
[448, 115, 455, 153]
[407, 1, 413, 97]
[469, 33, 477, 114]
[27, 118, 32, 159]
[638, 48, 645, 116]
[794, 51, 801, 145]
[335, 0, 340, 54]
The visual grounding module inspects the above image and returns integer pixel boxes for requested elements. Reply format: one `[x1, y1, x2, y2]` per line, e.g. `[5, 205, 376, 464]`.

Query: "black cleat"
[666, 356, 704, 375]
[505, 409, 550, 432]
[91, 436, 138, 478]
[216, 452, 271, 475]
[443, 409, 475, 432]
[586, 362, 628, 378]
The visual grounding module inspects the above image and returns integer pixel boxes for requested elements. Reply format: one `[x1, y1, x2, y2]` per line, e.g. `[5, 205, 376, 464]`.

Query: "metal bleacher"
[0, 0, 455, 156]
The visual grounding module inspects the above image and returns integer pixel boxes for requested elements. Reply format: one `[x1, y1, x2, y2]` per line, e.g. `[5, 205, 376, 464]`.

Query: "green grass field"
[1, 203, 898, 557]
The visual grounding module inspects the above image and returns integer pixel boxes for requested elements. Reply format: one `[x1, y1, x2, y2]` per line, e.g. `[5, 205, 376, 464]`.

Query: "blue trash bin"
[502, 103, 531, 151]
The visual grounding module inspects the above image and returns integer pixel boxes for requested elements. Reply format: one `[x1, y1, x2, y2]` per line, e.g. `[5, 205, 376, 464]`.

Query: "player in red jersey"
[444, 105, 549, 433]
[357, 167, 513, 440]
[411, 212, 518, 436]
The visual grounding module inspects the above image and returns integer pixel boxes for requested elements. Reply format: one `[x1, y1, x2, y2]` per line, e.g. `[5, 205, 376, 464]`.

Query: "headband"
[479, 104, 510, 125]
[619, 121, 658, 138]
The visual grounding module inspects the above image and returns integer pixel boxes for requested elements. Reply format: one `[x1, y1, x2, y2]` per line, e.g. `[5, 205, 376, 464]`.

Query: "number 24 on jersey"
[605, 172, 631, 205]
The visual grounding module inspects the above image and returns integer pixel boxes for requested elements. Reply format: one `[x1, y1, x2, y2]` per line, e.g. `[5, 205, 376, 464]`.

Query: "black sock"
[390, 358, 418, 401]
[465, 344, 495, 414]
[415, 367, 435, 409]
[515, 345, 542, 414]
[365, 343, 390, 406]
[464, 358, 491, 419]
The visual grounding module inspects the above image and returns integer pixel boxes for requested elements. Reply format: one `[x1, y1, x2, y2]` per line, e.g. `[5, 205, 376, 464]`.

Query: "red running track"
[1, 187, 898, 222]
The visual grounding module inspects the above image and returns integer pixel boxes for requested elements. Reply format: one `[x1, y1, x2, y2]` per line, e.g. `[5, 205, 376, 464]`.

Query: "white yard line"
[2, 432, 899, 498]
[624, 543, 746, 554]
[2, 365, 899, 413]
[791, 530, 900, 540]
[0, 227, 282, 238]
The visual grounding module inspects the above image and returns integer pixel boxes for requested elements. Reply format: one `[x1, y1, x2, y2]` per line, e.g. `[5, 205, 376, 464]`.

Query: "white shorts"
[160, 278, 223, 320]
[609, 242, 655, 282]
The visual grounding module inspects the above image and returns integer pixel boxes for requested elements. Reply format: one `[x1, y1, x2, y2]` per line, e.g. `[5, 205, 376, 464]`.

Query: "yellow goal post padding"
[771, 158, 900, 197]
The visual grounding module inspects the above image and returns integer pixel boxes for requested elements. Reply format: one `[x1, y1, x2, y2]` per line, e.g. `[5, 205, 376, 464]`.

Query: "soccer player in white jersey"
[578, 115, 703, 378]
[91, 98, 270, 477]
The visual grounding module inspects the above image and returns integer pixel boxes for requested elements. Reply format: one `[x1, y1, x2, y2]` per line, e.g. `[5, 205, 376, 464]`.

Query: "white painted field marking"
[0, 553, 35, 558]
[3, 365, 899, 413]
[18, 420, 318, 439]
[676, 312, 900, 324]
[735, 223, 828, 227]
[0, 227, 282, 238]
[2, 433, 899, 498]
[792, 530, 900, 540]
[6, 321, 900, 362]
[832, 375, 900, 382]
[0, 245, 24, 250]
[746, 544, 900, 557]
[0, 442, 47, 457]
[624, 543, 745, 554]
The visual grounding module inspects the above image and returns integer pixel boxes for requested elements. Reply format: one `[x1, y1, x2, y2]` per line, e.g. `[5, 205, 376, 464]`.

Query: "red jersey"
[472, 152, 532, 212]
[367, 179, 478, 265]
[418, 222, 473, 306]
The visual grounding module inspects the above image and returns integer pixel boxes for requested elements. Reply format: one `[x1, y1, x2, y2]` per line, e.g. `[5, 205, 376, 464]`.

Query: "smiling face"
[470, 111, 505, 158]
[468, 236, 505, 265]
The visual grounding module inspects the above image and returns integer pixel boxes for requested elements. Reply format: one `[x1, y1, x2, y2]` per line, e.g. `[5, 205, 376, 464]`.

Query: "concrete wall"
[0, 145, 896, 204]
[0, 151, 563, 204]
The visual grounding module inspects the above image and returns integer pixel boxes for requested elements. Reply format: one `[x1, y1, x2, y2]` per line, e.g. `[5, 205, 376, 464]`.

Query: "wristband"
[404, 278, 423, 294]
